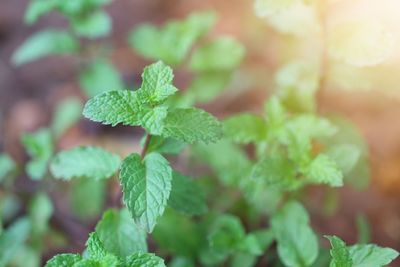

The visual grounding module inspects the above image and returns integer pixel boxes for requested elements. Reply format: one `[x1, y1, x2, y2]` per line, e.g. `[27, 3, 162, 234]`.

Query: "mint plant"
[12, 0, 123, 98]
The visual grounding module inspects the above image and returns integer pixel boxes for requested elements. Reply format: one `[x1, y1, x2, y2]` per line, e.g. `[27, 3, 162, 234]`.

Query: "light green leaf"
[348, 244, 399, 267]
[57, 0, 111, 16]
[24, 0, 57, 24]
[71, 178, 105, 219]
[0, 154, 16, 182]
[71, 10, 111, 39]
[51, 97, 83, 138]
[21, 128, 53, 180]
[28, 192, 53, 235]
[44, 254, 82, 267]
[328, 21, 395, 67]
[168, 172, 208, 215]
[325, 235, 352, 267]
[162, 108, 222, 144]
[189, 37, 245, 72]
[140, 105, 168, 135]
[264, 96, 286, 129]
[271, 201, 318, 267]
[86, 232, 107, 259]
[145, 136, 186, 155]
[326, 144, 361, 176]
[252, 156, 300, 191]
[119, 153, 172, 233]
[126, 252, 165, 267]
[95, 209, 147, 258]
[12, 30, 79, 66]
[306, 154, 343, 187]
[79, 60, 124, 98]
[82, 90, 142, 127]
[129, 12, 216, 65]
[0, 218, 31, 267]
[139, 61, 177, 104]
[50, 146, 120, 180]
[223, 113, 267, 144]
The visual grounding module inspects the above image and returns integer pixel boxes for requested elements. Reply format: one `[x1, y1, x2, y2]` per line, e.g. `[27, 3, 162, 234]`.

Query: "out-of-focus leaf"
[51, 97, 83, 138]
[95, 209, 147, 258]
[129, 11, 216, 65]
[79, 60, 124, 98]
[71, 178, 105, 219]
[189, 37, 245, 72]
[21, 128, 53, 180]
[168, 172, 208, 215]
[305, 154, 343, 187]
[71, 10, 111, 39]
[12, 30, 79, 66]
[328, 21, 395, 67]
[145, 135, 186, 155]
[356, 214, 371, 244]
[24, 0, 58, 24]
[271, 201, 318, 267]
[223, 113, 267, 144]
[0, 154, 16, 182]
[0, 218, 31, 267]
[28, 192, 53, 235]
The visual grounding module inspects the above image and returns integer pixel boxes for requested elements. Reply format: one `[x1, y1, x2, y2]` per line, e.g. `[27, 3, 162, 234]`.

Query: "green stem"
[141, 134, 152, 159]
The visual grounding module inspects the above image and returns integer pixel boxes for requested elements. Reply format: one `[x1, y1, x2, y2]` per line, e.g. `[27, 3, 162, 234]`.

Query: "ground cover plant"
[1, 0, 399, 266]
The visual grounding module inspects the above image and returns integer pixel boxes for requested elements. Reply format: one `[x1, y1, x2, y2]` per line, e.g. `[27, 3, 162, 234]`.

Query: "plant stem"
[141, 134, 152, 159]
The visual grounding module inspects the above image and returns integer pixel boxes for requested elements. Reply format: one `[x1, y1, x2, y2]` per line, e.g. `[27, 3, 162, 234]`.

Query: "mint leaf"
[325, 236, 352, 267]
[0, 218, 31, 267]
[0, 154, 16, 182]
[24, 0, 57, 24]
[349, 244, 399, 267]
[71, 10, 111, 39]
[162, 108, 222, 144]
[119, 153, 172, 233]
[223, 113, 267, 144]
[306, 154, 343, 187]
[79, 60, 124, 98]
[12, 30, 79, 66]
[51, 97, 83, 138]
[71, 178, 105, 219]
[21, 128, 53, 180]
[326, 144, 361, 176]
[50, 146, 120, 180]
[252, 156, 300, 191]
[129, 12, 216, 65]
[95, 209, 147, 258]
[126, 252, 165, 267]
[271, 201, 319, 267]
[189, 37, 245, 72]
[145, 136, 186, 155]
[140, 106, 168, 135]
[83, 90, 142, 126]
[44, 254, 82, 267]
[28, 192, 53, 236]
[139, 61, 177, 104]
[86, 232, 107, 259]
[168, 172, 208, 215]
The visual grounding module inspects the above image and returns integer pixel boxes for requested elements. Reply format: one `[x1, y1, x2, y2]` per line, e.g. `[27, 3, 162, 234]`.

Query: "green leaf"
[24, 0, 57, 24]
[252, 155, 300, 191]
[0, 218, 31, 267]
[95, 209, 147, 258]
[12, 30, 79, 66]
[71, 10, 111, 39]
[168, 172, 208, 215]
[51, 97, 83, 138]
[120, 153, 172, 233]
[126, 252, 165, 267]
[21, 128, 53, 180]
[129, 12, 216, 65]
[189, 37, 245, 72]
[306, 154, 343, 187]
[0, 154, 16, 182]
[86, 232, 107, 259]
[325, 236, 352, 267]
[162, 108, 222, 144]
[223, 113, 267, 144]
[145, 136, 186, 155]
[140, 105, 168, 135]
[271, 201, 318, 267]
[28, 192, 53, 235]
[44, 254, 82, 267]
[139, 61, 177, 104]
[82, 90, 142, 127]
[326, 144, 361, 176]
[50, 146, 120, 180]
[57, 0, 111, 16]
[79, 60, 124, 98]
[71, 178, 105, 219]
[348, 244, 399, 267]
